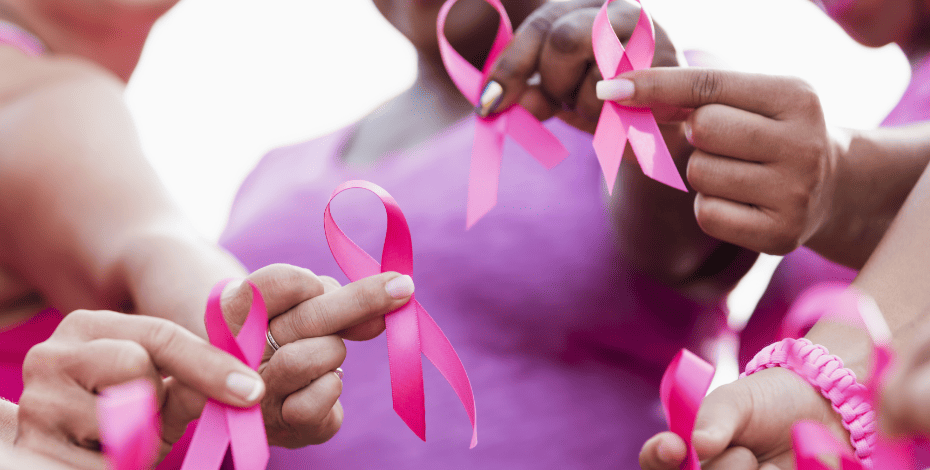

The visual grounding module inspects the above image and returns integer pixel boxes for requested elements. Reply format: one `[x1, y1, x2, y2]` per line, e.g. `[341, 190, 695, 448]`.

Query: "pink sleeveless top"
[0, 20, 60, 404]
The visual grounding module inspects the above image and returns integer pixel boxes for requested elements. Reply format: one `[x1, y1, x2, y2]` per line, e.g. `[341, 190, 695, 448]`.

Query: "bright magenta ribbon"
[324, 180, 478, 447]
[660, 349, 715, 470]
[437, 0, 569, 229]
[782, 284, 914, 469]
[180, 280, 269, 470]
[591, 0, 687, 194]
[98, 379, 160, 470]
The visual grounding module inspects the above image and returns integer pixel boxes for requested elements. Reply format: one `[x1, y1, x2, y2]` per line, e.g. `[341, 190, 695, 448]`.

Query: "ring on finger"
[266, 327, 282, 352]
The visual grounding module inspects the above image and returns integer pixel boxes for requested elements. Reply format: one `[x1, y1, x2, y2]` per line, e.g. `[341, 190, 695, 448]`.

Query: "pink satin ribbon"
[324, 180, 477, 447]
[660, 349, 715, 470]
[591, 0, 687, 194]
[98, 379, 160, 470]
[180, 280, 269, 470]
[437, 0, 569, 228]
[783, 285, 915, 469]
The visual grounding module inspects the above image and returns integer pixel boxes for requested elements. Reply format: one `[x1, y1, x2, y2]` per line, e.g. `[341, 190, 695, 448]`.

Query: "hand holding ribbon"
[591, 0, 686, 194]
[180, 280, 269, 470]
[98, 379, 159, 470]
[324, 180, 477, 447]
[660, 349, 715, 470]
[437, 0, 569, 228]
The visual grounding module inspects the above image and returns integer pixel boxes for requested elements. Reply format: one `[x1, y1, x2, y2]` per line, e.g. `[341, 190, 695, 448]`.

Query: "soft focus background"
[125, 0, 911, 384]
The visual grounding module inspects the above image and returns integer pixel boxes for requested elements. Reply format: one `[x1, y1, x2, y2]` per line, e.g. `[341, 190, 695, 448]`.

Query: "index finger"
[57, 310, 265, 408]
[599, 68, 804, 120]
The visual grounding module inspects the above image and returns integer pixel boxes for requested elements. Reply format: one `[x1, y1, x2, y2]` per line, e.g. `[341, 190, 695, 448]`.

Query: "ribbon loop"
[660, 349, 715, 470]
[98, 379, 160, 470]
[180, 280, 269, 470]
[437, 0, 569, 228]
[592, 0, 686, 193]
[324, 180, 478, 448]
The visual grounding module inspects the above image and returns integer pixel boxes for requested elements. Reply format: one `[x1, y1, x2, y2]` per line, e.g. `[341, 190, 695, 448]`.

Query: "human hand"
[219, 264, 415, 448]
[16, 310, 266, 469]
[477, 0, 678, 134]
[597, 68, 841, 256]
[639, 367, 845, 470]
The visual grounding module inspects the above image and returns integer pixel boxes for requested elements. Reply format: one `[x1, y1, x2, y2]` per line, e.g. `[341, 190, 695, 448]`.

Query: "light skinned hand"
[16, 310, 266, 469]
[597, 68, 840, 256]
[478, 0, 678, 133]
[639, 367, 847, 470]
[217, 264, 415, 448]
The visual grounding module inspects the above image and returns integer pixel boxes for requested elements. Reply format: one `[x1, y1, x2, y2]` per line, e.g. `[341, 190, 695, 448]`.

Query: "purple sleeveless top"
[221, 118, 723, 468]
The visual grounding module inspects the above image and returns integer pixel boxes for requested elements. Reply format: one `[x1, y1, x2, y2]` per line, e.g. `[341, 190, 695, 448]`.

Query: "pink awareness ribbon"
[782, 285, 916, 469]
[591, 0, 687, 194]
[437, 0, 569, 229]
[660, 349, 715, 470]
[180, 280, 269, 470]
[98, 379, 160, 470]
[324, 180, 477, 447]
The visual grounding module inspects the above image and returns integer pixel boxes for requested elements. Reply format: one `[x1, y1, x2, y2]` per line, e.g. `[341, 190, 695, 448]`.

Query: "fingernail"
[334, 367, 344, 381]
[683, 122, 693, 145]
[596, 78, 635, 101]
[385, 275, 415, 299]
[226, 371, 264, 402]
[476, 81, 504, 117]
[221, 278, 245, 301]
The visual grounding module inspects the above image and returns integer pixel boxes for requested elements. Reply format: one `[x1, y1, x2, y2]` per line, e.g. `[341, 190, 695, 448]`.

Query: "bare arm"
[0, 54, 246, 337]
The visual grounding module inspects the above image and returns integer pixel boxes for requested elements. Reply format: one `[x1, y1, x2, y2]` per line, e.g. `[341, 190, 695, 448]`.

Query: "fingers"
[693, 194, 800, 255]
[686, 104, 783, 163]
[479, 2, 574, 117]
[268, 272, 414, 346]
[537, 8, 598, 109]
[66, 339, 161, 395]
[225, 264, 327, 322]
[262, 336, 346, 397]
[703, 446, 758, 470]
[280, 374, 344, 446]
[687, 151, 773, 208]
[639, 432, 687, 470]
[598, 68, 811, 119]
[54, 310, 264, 407]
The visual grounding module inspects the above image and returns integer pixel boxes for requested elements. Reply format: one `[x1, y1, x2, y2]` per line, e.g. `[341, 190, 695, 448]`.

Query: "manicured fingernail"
[596, 78, 635, 101]
[476, 81, 504, 117]
[334, 367, 344, 381]
[385, 275, 415, 299]
[683, 122, 693, 145]
[226, 372, 264, 402]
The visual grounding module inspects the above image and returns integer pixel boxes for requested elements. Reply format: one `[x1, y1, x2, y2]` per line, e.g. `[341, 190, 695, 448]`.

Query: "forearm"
[807, 160, 930, 375]
[0, 398, 15, 445]
[807, 123, 930, 269]
[613, 123, 758, 301]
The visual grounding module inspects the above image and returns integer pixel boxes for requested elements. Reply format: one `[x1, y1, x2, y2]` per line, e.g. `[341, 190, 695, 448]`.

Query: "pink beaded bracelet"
[742, 338, 876, 467]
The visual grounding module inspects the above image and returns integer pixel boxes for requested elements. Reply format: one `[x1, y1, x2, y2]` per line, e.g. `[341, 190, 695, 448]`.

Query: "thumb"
[690, 381, 753, 460]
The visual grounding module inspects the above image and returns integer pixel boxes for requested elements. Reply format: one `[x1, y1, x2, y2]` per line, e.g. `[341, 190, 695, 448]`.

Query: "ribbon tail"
[505, 106, 569, 170]
[660, 349, 714, 470]
[792, 421, 860, 470]
[592, 103, 628, 195]
[227, 407, 269, 470]
[625, 110, 687, 191]
[180, 402, 231, 470]
[415, 301, 478, 449]
[466, 118, 505, 229]
[98, 380, 159, 470]
[385, 302, 426, 440]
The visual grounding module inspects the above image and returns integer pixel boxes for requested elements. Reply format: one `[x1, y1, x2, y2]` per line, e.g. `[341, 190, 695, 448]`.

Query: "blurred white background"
[126, 0, 910, 241]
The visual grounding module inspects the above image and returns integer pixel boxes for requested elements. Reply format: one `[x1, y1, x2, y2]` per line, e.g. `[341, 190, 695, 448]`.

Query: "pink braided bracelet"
[741, 338, 876, 467]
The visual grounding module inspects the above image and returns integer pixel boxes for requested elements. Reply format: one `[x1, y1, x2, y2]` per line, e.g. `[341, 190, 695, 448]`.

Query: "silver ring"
[334, 367, 344, 380]
[266, 328, 281, 351]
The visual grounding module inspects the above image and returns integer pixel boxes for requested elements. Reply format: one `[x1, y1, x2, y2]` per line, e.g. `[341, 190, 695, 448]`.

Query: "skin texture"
[0, 0, 414, 453]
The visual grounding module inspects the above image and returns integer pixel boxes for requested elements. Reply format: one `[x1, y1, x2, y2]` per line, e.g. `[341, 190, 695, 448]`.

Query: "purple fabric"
[220, 118, 724, 468]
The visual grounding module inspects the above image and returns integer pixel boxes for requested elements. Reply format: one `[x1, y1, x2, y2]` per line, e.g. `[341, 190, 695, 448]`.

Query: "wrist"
[804, 128, 857, 266]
